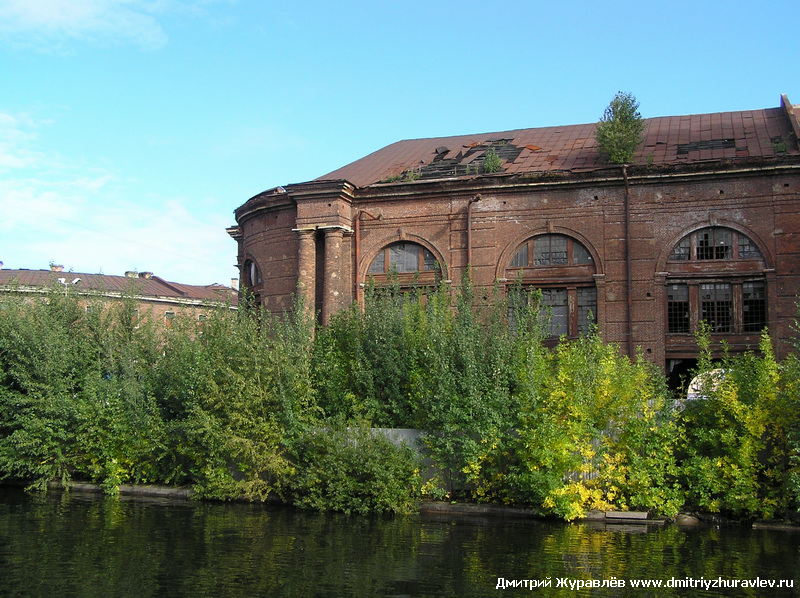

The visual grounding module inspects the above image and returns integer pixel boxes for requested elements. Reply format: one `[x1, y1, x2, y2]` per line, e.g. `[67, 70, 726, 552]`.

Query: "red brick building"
[230, 96, 800, 382]
[0, 265, 237, 323]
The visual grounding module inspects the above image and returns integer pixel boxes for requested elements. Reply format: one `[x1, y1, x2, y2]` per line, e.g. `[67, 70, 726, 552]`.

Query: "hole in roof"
[676, 139, 735, 155]
[411, 140, 523, 180]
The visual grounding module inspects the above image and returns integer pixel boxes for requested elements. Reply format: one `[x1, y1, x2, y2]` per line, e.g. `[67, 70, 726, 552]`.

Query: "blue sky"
[1, 0, 798, 286]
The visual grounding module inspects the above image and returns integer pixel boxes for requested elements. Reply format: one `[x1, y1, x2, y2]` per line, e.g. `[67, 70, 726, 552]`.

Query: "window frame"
[368, 242, 437, 275]
[509, 284, 596, 339]
[366, 241, 441, 288]
[506, 234, 597, 339]
[510, 234, 595, 269]
[668, 227, 762, 262]
[666, 279, 766, 335]
[243, 259, 262, 287]
[665, 227, 767, 336]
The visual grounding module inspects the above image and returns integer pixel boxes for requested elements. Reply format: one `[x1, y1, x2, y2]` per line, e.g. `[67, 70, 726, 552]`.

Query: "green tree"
[595, 91, 646, 164]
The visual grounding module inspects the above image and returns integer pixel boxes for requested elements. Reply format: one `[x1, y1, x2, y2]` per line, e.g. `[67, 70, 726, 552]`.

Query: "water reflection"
[0, 488, 798, 597]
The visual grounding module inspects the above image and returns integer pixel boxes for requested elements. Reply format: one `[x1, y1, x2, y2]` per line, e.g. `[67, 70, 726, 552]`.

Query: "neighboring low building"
[229, 95, 800, 385]
[0, 265, 238, 323]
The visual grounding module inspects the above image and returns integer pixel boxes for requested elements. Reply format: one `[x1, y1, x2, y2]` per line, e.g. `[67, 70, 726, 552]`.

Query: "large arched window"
[666, 226, 766, 334]
[367, 241, 440, 287]
[506, 234, 597, 338]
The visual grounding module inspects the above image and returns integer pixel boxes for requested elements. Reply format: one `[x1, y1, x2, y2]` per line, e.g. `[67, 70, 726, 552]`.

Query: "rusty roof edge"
[781, 94, 800, 146]
[352, 161, 800, 201]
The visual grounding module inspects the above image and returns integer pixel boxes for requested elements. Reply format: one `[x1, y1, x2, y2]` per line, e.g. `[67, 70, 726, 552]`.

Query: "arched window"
[510, 234, 593, 267]
[666, 227, 766, 334]
[506, 234, 596, 338]
[243, 259, 261, 287]
[669, 226, 763, 262]
[367, 242, 440, 287]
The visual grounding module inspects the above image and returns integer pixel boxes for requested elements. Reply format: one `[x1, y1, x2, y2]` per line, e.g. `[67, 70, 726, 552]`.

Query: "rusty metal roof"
[316, 101, 800, 188]
[0, 269, 237, 305]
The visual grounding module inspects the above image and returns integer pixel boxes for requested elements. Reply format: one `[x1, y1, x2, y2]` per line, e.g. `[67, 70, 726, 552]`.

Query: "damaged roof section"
[387, 139, 527, 181]
[315, 97, 800, 188]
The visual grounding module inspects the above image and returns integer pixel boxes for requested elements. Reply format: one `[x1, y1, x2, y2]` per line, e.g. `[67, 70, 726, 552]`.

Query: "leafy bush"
[679, 330, 794, 518]
[312, 281, 426, 426]
[155, 302, 314, 501]
[0, 288, 168, 492]
[508, 329, 682, 520]
[3, 281, 799, 520]
[287, 422, 421, 515]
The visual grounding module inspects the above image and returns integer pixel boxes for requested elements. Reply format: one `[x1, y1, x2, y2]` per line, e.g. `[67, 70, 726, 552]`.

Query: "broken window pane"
[540, 288, 568, 336]
[742, 282, 766, 332]
[700, 283, 732, 332]
[510, 244, 529, 268]
[667, 284, 690, 333]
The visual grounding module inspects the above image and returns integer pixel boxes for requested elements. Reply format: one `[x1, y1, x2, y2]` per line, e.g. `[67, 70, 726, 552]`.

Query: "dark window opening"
[742, 282, 766, 332]
[667, 284, 690, 333]
[667, 227, 766, 337]
[697, 228, 732, 260]
[700, 283, 732, 332]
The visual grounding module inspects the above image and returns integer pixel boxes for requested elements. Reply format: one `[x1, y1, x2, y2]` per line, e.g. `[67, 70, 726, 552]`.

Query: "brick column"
[321, 226, 345, 325]
[294, 228, 317, 318]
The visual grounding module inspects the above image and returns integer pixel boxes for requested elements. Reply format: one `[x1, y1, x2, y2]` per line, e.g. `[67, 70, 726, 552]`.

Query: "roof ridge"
[380, 106, 782, 146]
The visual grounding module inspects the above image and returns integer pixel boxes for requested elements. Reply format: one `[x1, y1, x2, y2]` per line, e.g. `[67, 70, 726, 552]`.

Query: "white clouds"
[0, 0, 169, 49]
[0, 0, 235, 50]
[0, 110, 238, 285]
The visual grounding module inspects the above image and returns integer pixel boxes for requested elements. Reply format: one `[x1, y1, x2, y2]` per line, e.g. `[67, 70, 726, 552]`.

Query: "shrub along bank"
[0, 282, 798, 520]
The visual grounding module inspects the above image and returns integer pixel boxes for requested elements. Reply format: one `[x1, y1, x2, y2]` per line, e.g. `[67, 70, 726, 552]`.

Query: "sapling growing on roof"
[482, 148, 503, 173]
[595, 91, 645, 164]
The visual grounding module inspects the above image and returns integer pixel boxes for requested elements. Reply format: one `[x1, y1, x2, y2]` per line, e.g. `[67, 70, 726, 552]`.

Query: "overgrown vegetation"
[1, 282, 799, 521]
[595, 91, 646, 164]
[482, 148, 503, 173]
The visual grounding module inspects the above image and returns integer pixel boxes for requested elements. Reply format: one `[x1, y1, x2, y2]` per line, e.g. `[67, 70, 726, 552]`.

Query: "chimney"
[231, 278, 239, 291]
[51, 264, 64, 272]
[125, 271, 138, 278]
[139, 272, 153, 279]
[0, 261, 3, 270]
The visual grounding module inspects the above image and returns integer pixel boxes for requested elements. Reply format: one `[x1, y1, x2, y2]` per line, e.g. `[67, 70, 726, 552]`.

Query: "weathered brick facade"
[231, 97, 800, 379]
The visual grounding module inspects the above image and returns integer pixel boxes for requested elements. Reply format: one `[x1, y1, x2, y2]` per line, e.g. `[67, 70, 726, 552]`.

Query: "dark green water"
[0, 488, 798, 597]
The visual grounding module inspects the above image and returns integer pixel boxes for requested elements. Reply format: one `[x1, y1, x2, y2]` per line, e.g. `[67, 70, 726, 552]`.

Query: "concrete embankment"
[47, 481, 193, 500]
[31, 482, 800, 529]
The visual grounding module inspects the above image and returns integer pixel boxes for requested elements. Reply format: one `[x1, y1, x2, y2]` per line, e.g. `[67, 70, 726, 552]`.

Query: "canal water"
[0, 488, 798, 597]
